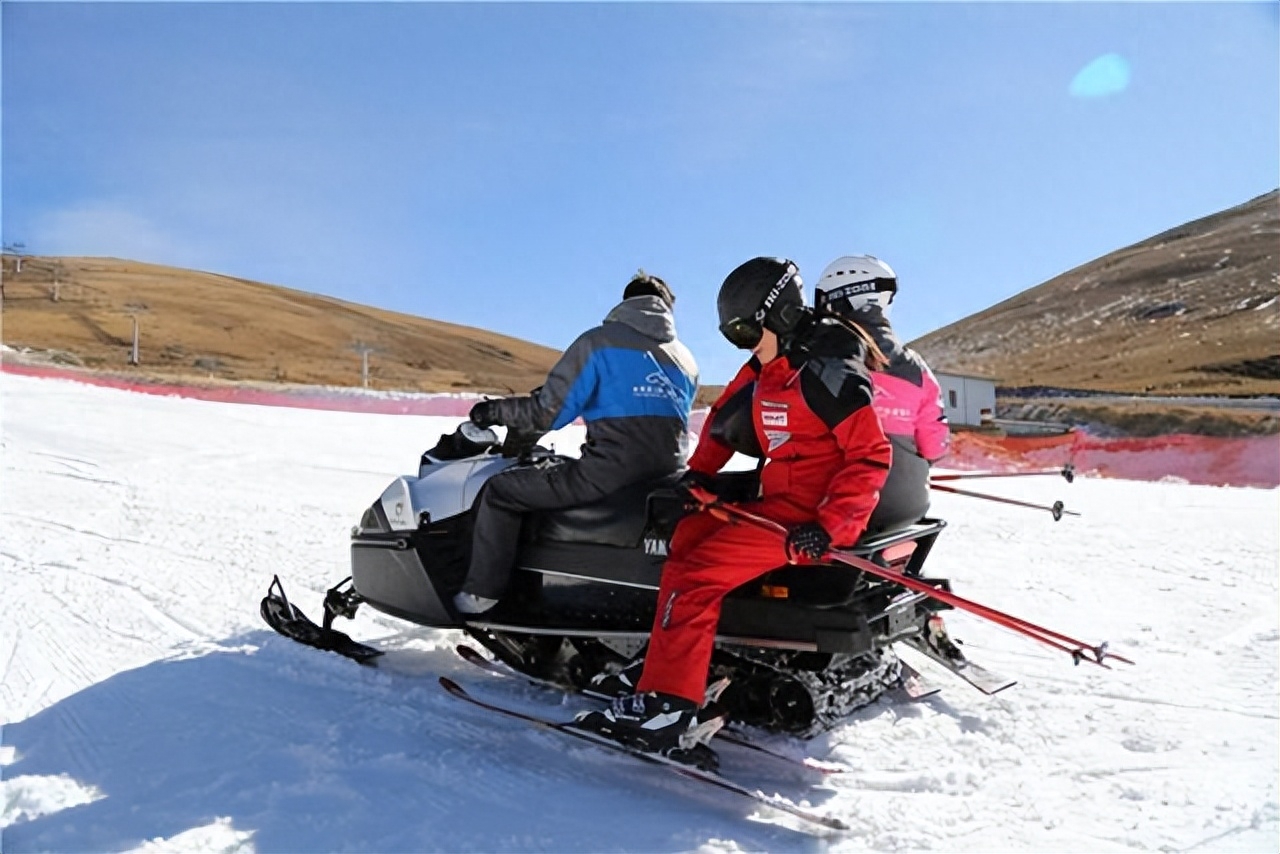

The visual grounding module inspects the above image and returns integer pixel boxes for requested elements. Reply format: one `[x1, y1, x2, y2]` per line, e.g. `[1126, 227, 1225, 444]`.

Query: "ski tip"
[439, 675, 464, 694]
[777, 805, 847, 831]
[456, 644, 487, 663]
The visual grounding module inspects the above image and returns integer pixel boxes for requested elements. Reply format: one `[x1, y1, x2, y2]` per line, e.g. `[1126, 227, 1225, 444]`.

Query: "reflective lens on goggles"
[719, 317, 764, 350]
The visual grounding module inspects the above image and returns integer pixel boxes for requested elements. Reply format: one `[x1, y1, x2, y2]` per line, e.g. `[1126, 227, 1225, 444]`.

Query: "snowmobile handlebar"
[682, 486, 1131, 669]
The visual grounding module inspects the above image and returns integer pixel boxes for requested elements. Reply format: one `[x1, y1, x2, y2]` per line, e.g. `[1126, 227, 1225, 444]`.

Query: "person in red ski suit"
[576, 257, 891, 753]
[816, 255, 949, 532]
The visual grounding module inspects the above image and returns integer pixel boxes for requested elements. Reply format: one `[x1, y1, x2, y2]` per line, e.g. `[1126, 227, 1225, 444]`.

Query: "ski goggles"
[815, 278, 897, 313]
[718, 316, 765, 350]
[718, 261, 799, 350]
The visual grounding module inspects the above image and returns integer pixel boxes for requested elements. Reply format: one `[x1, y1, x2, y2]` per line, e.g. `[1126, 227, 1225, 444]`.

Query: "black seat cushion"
[536, 473, 682, 548]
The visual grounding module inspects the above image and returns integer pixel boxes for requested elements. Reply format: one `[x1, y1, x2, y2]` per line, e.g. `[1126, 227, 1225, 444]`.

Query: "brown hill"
[0, 256, 561, 394]
[911, 190, 1280, 396]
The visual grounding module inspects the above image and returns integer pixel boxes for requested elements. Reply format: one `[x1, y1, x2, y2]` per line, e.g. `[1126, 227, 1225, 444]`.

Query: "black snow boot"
[573, 692, 724, 771]
[586, 660, 734, 709]
[584, 658, 646, 700]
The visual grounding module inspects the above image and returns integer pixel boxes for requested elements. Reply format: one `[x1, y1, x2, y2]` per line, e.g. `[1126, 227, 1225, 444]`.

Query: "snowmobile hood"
[603, 295, 677, 344]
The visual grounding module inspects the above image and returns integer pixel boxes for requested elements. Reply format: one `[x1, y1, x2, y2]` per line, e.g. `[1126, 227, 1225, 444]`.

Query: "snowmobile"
[262, 420, 968, 735]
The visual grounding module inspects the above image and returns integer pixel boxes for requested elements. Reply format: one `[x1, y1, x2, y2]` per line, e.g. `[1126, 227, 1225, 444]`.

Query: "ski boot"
[584, 657, 645, 700]
[925, 614, 967, 667]
[587, 660, 733, 709]
[573, 691, 725, 772]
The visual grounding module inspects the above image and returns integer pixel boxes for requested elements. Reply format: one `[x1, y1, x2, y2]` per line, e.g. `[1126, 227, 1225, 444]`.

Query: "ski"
[897, 660, 943, 700]
[454, 644, 846, 774]
[438, 676, 849, 832]
[261, 576, 383, 664]
[895, 638, 1016, 695]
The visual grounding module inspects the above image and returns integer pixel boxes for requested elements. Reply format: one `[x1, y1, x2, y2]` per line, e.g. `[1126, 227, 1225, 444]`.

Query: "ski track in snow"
[1, 372, 1276, 852]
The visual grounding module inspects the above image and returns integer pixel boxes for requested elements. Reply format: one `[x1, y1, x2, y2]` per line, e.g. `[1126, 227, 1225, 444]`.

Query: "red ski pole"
[930, 463, 1075, 483]
[928, 482, 1079, 521]
[684, 487, 1130, 668]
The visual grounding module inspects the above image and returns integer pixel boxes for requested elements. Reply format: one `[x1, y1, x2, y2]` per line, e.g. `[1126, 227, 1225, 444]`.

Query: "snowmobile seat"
[535, 472, 684, 548]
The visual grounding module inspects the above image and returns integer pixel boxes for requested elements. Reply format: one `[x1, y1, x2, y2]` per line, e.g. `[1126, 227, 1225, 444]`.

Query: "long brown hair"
[823, 311, 888, 373]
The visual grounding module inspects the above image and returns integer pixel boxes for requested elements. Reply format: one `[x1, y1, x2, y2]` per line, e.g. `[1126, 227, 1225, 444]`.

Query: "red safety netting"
[0, 361, 478, 416]
[689, 406, 1277, 489]
[944, 430, 1279, 489]
[6, 361, 1277, 488]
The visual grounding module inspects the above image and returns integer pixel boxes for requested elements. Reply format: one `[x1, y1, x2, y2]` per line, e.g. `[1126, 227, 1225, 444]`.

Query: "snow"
[2, 371, 1277, 853]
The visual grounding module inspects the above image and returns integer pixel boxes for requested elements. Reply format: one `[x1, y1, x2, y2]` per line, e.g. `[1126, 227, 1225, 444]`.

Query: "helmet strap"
[752, 262, 798, 324]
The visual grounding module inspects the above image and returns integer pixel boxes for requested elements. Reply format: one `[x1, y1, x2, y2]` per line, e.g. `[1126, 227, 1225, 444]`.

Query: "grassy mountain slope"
[0, 256, 560, 394]
[911, 190, 1280, 396]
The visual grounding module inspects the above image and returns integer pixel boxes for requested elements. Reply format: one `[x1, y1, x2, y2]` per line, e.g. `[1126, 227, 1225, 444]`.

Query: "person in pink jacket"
[816, 255, 950, 533]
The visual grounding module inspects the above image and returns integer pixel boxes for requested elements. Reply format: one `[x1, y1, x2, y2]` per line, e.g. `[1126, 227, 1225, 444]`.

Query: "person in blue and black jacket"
[453, 271, 699, 615]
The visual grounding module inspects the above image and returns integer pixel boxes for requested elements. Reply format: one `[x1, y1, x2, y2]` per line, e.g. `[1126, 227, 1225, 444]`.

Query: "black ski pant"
[461, 459, 623, 600]
[866, 439, 931, 535]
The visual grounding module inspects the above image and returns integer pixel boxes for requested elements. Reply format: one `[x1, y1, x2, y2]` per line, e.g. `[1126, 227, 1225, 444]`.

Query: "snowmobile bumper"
[350, 533, 456, 626]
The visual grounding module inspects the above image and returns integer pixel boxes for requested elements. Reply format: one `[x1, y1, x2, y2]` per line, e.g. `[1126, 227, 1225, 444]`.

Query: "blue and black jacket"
[487, 295, 698, 489]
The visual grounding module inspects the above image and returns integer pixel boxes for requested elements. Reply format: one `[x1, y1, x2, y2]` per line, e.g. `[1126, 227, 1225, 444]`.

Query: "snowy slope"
[2, 373, 1277, 853]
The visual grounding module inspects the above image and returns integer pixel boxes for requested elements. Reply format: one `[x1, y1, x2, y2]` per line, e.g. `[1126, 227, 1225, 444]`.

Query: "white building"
[935, 371, 997, 426]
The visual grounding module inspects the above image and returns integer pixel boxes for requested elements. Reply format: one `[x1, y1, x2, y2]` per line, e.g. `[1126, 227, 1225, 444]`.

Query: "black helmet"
[716, 257, 805, 349]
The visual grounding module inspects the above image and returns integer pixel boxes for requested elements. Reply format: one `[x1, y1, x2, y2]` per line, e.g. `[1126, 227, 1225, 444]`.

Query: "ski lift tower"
[124, 301, 149, 366]
[51, 259, 64, 302]
[1, 241, 24, 272]
[350, 341, 378, 389]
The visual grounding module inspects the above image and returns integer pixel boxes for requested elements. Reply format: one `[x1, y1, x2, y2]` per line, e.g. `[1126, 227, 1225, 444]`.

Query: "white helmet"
[815, 255, 898, 318]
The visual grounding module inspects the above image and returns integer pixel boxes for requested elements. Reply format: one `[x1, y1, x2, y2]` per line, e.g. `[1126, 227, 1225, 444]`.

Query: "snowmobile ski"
[438, 675, 849, 832]
[260, 575, 383, 664]
[454, 644, 847, 774]
[895, 638, 1016, 695]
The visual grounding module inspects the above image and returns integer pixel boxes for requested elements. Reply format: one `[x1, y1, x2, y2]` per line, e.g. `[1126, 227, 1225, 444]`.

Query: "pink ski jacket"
[850, 313, 949, 463]
[872, 363, 949, 462]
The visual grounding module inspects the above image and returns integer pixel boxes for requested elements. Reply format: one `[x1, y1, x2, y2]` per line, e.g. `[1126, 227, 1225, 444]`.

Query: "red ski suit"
[636, 322, 892, 704]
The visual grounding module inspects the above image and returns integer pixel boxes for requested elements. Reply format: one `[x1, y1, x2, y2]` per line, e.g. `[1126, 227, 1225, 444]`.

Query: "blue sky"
[3, 1, 1277, 384]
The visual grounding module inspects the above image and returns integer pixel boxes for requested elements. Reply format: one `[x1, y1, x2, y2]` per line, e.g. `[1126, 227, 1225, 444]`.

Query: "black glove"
[677, 469, 718, 496]
[785, 522, 832, 562]
[469, 399, 500, 429]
